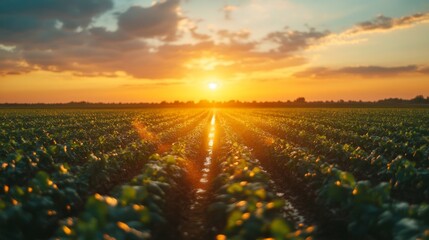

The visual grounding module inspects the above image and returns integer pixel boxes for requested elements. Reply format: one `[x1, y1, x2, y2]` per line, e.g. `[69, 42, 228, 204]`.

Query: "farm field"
[1, 108, 429, 240]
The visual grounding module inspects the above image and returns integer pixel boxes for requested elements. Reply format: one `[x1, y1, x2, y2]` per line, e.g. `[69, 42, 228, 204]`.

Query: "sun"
[208, 82, 218, 90]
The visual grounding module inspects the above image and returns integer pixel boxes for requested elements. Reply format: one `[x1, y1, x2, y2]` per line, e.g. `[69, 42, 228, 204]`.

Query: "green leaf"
[32, 171, 51, 191]
[339, 171, 356, 187]
[120, 186, 137, 205]
[270, 218, 291, 239]
[227, 183, 243, 194]
[254, 188, 266, 200]
[164, 155, 176, 164]
[227, 210, 242, 230]
[394, 218, 421, 240]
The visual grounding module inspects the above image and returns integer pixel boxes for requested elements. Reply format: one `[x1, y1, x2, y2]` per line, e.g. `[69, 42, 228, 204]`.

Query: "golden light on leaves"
[242, 212, 251, 220]
[236, 200, 246, 207]
[132, 120, 159, 142]
[59, 164, 68, 173]
[62, 226, 72, 235]
[216, 234, 227, 240]
[117, 221, 131, 232]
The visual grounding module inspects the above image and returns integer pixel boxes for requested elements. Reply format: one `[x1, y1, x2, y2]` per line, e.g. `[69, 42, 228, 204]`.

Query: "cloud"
[0, 0, 182, 49]
[309, 12, 429, 49]
[0, 49, 32, 76]
[217, 29, 251, 41]
[347, 12, 429, 35]
[294, 65, 429, 78]
[0, 0, 113, 50]
[222, 5, 237, 20]
[0, 1, 427, 82]
[117, 0, 182, 40]
[264, 27, 330, 55]
[0, 2, 310, 79]
[0, 0, 113, 30]
[189, 25, 211, 41]
[340, 65, 420, 76]
[0, 0, 186, 78]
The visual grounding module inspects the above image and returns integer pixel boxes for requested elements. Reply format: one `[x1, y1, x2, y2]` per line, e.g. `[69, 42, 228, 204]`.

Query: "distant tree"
[294, 97, 306, 103]
[411, 95, 425, 104]
[198, 100, 210, 107]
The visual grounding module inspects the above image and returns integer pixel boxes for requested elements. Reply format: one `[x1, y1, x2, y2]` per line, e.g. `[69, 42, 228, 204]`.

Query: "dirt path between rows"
[178, 114, 216, 240]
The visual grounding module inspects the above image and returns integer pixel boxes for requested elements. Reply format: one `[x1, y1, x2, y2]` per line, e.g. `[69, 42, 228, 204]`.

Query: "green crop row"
[219, 111, 429, 239]
[0, 110, 207, 239]
[251, 109, 429, 167]
[275, 142, 429, 239]
[54, 113, 209, 240]
[209, 117, 313, 240]
[55, 152, 187, 240]
[227, 110, 429, 203]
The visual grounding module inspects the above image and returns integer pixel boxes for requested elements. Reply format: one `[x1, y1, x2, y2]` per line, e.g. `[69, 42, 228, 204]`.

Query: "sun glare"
[208, 82, 218, 90]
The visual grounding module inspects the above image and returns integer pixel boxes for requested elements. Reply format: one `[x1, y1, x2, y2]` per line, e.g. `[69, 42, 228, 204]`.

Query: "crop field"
[1, 108, 429, 240]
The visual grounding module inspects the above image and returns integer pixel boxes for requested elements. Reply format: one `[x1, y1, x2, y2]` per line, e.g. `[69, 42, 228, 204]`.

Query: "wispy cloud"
[346, 12, 429, 35]
[294, 65, 429, 78]
[318, 12, 429, 47]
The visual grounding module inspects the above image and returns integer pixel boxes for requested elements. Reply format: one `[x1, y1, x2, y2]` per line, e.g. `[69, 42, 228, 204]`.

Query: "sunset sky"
[1, 0, 428, 103]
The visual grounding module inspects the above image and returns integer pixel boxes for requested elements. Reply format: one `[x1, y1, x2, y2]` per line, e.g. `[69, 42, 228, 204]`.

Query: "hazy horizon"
[1, 95, 428, 105]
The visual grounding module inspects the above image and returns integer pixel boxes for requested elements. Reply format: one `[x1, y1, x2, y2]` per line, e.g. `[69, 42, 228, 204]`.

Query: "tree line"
[1, 95, 429, 109]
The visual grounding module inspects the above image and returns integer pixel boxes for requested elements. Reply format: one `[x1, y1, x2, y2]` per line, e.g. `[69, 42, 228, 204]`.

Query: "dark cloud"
[117, 0, 182, 40]
[0, 0, 185, 78]
[265, 27, 330, 54]
[0, 49, 32, 76]
[347, 12, 429, 34]
[294, 65, 429, 78]
[0, 0, 112, 49]
[0, 0, 113, 30]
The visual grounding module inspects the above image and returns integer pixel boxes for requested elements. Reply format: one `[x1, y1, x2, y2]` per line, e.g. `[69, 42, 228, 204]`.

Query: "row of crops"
[0, 108, 428, 239]
[208, 114, 313, 239]
[0, 109, 209, 239]
[218, 109, 429, 239]
[55, 112, 211, 239]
